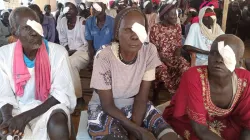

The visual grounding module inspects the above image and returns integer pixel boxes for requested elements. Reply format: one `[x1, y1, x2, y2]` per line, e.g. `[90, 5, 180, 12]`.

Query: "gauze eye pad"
[131, 22, 147, 43]
[93, 3, 102, 12]
[26, 19, 44, 37]
[218, 41, 236, 72]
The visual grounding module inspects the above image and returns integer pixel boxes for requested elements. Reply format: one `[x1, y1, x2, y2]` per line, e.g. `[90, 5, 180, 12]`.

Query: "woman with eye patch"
[149, 4, 190, 95]
[87, 7, 181, 140]
[183, 6, 224, 66]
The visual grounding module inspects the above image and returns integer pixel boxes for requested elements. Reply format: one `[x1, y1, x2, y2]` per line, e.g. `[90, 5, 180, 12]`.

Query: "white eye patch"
[80, 5, 85, 10]
[218, 41, 236, 72]
[143, 1, 150, 9]
[131, 22, 147, 43]
[210, 15, 216, 20]
[93, 3, 102, 12]
[26, 19, 44, 37]
[63, 7, 70, 14]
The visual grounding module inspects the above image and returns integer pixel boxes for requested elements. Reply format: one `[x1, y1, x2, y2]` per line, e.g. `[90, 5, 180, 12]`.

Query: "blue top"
[85, 15, 114, 51]
[24, 39, 49, 68]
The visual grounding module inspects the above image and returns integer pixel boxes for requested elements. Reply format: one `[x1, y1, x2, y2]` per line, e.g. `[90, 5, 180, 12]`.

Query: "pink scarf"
[13, 40, 51, 102]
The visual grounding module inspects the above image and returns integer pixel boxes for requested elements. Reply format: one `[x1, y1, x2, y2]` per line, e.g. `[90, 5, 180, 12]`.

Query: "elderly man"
[85, 2, 114, 60]
[29, 4, 56, 43]
[0, 7, 76, 140]
[163, 34, 250, 140]
[57, 0, 89, 101]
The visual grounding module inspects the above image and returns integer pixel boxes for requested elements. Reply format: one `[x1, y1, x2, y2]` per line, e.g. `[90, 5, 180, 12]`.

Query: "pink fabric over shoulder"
[13, 39, 51, 102]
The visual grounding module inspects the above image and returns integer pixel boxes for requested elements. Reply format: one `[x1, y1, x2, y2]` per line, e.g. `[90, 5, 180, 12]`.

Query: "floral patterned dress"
[149, 23, 190, 94]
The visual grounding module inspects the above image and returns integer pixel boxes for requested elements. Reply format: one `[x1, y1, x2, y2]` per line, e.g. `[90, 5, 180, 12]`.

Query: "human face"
[119, 11, 145, 53]
[16, 12, 42, 48]
[203, 8, 215, 29]
[144, 3, 153, 14]
[208, 42, 232, 77]
[2, 12, 9, 23]
[45, 6, 51, 15]
[163, 8, 177, 25]
[65, 3, 78, 20]
[92, 3, 104, 17]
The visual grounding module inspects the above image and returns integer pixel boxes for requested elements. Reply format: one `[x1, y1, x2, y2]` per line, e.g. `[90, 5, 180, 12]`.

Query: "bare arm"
[131, 81, 151, 126]
[1, 104, 13, 121]
[191, 121, 222, 140]
[183, 45, 210, 55]
[87, 40, 95, 61]
[241, 129, 250, 140]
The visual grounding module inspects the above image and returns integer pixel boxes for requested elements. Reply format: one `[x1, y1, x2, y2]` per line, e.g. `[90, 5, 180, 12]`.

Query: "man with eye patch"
[163, 34, 250, 140]
[85, 2, 114, 63]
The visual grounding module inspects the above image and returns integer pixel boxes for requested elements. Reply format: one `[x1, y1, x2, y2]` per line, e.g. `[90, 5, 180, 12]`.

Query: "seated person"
[0, 7, 76, 140]
[87, 7, 180, 140]
[183, 6, 224, 66]
[57, 1, 89, 99]
[29, 4, 56, 43]
[150, 4, 190, 94]
[85, 2, 114, 60]
[163, 34, 250, 140]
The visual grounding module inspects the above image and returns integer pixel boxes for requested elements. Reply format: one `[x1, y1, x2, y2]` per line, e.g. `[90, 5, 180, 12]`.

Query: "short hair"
[57, 2, 64, 10]
[9, 7, 39, 34]
[44, 4, 51, 11]
[29, 4, 42, 12]
[114, 7, 148, 41]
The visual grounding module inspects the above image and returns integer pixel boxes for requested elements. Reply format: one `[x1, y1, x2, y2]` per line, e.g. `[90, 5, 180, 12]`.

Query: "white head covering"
[143, 1, 150, 9]
[1, 10, 9, 16]
[62, 0, 77, 14]
[199, 6, 222, 41]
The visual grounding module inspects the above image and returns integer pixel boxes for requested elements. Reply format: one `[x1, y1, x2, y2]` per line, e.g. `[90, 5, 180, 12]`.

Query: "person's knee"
[47, 112, 69, 139]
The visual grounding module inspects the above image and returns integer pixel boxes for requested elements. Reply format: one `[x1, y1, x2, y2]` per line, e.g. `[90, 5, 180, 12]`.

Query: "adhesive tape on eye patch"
[93, 3, 102, 12]
[63, 7, 70, 14]
[80, 5, 85, 10]
[218, 41, 236, 72]
[210, 15, 216, 20]
[131, 22, 147, 43]
[26, 19, 44, 37]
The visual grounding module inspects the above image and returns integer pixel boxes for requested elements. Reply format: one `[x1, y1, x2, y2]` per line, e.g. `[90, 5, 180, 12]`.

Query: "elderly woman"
[0, 10, 11, 47]
[149, 4, 190, 94]
[163, 34, 250, 140]
[87, 7, 180, 140]
[0, 7, 76, 140]
[183, 6, 224, 66]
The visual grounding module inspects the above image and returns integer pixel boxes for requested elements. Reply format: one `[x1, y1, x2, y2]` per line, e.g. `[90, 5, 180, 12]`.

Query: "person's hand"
[0, 113, 30, 139]
[0, 115, 13, 139]
[8, 36, 17, 43]
[140, 128, 156, 140]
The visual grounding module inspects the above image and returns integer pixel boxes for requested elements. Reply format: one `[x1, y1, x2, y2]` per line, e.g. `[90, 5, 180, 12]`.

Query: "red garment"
[149, 24, 189, 94]
[13, 40, 51, 102]
[191, 16, 199, 24]
[199, 0, 219, 10]
[163, 66, 250, 140]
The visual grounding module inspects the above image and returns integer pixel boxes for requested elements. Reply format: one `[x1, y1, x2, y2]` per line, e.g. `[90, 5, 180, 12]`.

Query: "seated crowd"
[0, 0, 250, 139]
